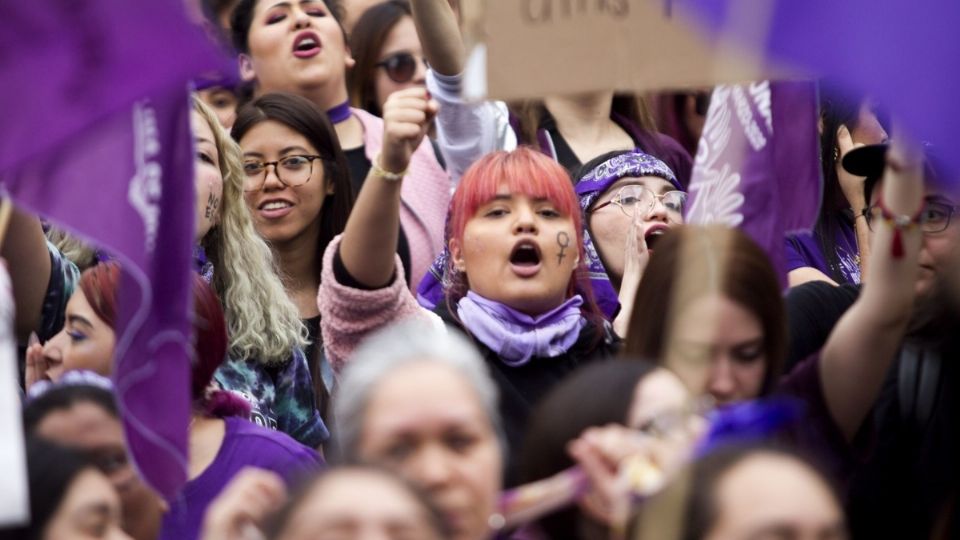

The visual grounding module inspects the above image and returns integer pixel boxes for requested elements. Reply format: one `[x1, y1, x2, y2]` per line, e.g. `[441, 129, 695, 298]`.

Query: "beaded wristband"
[873, 193, 924, 258]
[371, 155, 407, 182]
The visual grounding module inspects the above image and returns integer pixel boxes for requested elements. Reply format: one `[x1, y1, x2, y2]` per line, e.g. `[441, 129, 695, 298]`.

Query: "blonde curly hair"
[192, 96, 308, 364]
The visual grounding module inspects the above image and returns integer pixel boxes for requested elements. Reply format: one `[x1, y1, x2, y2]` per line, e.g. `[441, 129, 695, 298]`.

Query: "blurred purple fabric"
[685, 81, 821, 287]
[0, 1, 229, 501]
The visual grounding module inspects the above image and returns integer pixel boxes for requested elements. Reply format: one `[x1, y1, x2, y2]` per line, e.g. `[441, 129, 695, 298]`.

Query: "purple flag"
[678, 0, 960, 182]
[0, 1, 229, 500]
[685, 81, 821, 287]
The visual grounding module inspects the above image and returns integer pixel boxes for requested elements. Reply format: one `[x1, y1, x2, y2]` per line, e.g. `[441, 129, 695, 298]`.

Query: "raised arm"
[2, 205, 52, 342]
[409, 0, 465, 76]
[820, 138, 924, 440]
[339, 87, 437, 287]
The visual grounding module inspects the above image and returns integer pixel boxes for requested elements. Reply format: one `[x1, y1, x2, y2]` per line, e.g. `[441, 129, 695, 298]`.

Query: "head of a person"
[0, 438, 130, 540]
[623, 226, 785, 405]
[232, 0, 353, 100]
[335, 322, 503, 540]
[347, 0, 426, 117]
[681, 446, 845, 540]
[269, 466, 451, 539]
[23, 373, 164, 540]
[446, 147, 595, 317]
[520, 358, 697, 539]
[575, 149, 685, 316]
[201, 0, 241, 36]
[851, 144, 960, 311]
[42, 262, 121, 381]
[197, 85, 240, 130]
[819, 82, 888, 205]
[232, 92, 354, 271]
[340, 0, 384, 33]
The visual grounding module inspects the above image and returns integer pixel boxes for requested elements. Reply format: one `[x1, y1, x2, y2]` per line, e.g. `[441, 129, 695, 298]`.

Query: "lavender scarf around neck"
[457, 291, 587, 366]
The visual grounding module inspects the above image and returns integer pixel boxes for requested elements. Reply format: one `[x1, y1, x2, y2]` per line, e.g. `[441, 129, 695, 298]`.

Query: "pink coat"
[318, 235, 430, 371]
[353, 108, 451, 290]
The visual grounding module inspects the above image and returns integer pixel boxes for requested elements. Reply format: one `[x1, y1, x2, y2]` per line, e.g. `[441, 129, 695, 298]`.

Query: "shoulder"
[787, 281, 860, 311]
[223, 417, 321, 469]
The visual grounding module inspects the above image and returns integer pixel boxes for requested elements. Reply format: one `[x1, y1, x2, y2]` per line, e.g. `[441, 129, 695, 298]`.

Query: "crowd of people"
[3, 0, 959, 538]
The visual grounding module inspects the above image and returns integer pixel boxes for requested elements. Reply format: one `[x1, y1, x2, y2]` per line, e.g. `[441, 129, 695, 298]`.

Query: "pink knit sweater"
[352, 108, 451, 290]
[318, 235, 430, 372]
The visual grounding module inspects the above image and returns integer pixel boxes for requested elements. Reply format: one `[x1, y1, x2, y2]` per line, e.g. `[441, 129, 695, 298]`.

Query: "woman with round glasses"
[348, 0, 429, 118]
[231, 92, 355, 425]
[576, 150, 686, 336]
[230, 0, 451, 289]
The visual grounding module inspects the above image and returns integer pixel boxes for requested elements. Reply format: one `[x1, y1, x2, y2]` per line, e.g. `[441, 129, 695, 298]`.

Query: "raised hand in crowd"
[200, 468, 287, 540]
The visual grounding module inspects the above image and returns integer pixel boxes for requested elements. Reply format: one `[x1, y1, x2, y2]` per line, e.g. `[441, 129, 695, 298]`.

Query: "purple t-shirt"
[785, 220, 861, 285]
[159, 416, 322, 540]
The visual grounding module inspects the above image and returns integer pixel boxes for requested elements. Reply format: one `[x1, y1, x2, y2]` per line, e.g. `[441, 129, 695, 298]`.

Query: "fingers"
[25, 332, 50, 389]
[201, 468, 287, 540]
[380, 87, 438, 172]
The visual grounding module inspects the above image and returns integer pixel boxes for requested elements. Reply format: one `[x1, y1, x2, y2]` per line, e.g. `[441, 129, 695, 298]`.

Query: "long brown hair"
[231, 92, 356, 280]
[622, 225, 785, 396]
[347, 0, 412, 116]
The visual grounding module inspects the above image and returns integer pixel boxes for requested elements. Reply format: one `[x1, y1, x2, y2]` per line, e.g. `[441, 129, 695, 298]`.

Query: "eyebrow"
[67, 314, 94, 330]
[268, 0, 321, 9]
[73, 502, 113, 522]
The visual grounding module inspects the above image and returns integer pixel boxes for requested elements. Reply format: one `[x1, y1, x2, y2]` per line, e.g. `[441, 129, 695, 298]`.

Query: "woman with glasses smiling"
[230, 0, 451, 290]
[348, 0, 430, 119]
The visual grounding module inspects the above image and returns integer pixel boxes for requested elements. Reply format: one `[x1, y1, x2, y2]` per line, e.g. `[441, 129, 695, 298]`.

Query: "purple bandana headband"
[574, 150, 682, 318]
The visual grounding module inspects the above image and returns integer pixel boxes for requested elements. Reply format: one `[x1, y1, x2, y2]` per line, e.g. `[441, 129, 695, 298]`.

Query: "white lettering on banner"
[521, 0, 629, 24]
[686, 85, 745, 227]
[750, 80, 773, 133]
[128, 100, 163, 253]
[732, 85, 767, 151]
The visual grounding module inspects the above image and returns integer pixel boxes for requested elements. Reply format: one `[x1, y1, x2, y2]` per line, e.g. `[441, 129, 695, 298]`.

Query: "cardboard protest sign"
[461, 0, 796, 101]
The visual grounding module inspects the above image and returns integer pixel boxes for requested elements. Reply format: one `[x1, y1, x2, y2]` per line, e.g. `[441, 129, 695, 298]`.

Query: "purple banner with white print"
[677, 0, 960, 183]
[2, 89, 196, 502]
[0, 0, 229, 501]
[685, 81, 821, 287]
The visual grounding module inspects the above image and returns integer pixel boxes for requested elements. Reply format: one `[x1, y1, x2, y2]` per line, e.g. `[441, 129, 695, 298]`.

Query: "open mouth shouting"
[644, 223, 670, 252]
[292, 31, 322, 58]
[509, 240, 543, 278]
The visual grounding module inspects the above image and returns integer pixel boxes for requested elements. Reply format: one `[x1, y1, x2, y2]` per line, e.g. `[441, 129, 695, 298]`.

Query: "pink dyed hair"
[445, 147, 601, 324]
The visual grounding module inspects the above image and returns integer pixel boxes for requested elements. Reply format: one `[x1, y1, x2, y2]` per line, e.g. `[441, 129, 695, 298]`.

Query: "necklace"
[327, 100, 352, 124]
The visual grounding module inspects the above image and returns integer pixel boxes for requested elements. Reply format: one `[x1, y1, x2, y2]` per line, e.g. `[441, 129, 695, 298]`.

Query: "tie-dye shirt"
[39, 241, 81, 341]
[214, 346, 329, 448]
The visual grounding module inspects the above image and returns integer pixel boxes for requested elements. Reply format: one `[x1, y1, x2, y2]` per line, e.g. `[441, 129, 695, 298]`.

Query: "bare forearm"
[821, 141, 923, 439]
[2, 206, 51, 341]
[410, 0, 465, 75]
[339, 170, 404, 288]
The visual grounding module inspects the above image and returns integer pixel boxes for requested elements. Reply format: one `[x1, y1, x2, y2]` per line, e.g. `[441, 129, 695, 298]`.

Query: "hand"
[836, 125, 868, 212]
[25, 332, 51, 389]
[613, 209, 649, 338]
[200, 468, 287, 540]
[379, 87, 439, 174]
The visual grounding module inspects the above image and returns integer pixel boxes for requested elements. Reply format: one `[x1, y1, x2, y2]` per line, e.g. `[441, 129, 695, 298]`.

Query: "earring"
[833, 147, 840, 162]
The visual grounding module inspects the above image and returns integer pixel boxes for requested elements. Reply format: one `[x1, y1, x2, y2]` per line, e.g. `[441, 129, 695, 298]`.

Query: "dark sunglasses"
[376, 52, 427, 84]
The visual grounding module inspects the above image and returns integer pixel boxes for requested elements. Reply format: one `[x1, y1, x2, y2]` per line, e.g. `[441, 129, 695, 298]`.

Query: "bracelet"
[874, 193, 924, 259]
[371, 155, 407, 182]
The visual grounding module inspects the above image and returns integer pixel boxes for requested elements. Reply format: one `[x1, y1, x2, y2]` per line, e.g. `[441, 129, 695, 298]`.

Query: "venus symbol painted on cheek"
[556, 231, 570, 265]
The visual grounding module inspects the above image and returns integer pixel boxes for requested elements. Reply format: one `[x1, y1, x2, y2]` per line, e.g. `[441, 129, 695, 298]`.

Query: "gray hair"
[333, 320, 503, 461]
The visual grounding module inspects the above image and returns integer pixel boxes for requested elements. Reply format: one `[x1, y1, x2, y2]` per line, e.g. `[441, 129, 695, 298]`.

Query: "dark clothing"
[775, 356, 856, 491]
[534, 111, 694, 188]
[433, 301, 619, 486]
[343, 147, 413, 285]
[785, 281, 859, 372]
[847, 336, 960, 539]
[786, 282, 960, 537]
